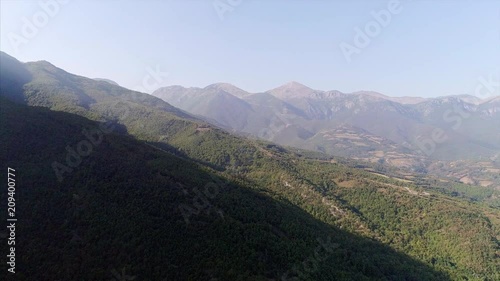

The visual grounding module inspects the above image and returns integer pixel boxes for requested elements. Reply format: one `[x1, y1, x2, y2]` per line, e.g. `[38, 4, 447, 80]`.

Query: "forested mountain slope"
[1, 52, 499, 280]
[153, 81, 500, 199]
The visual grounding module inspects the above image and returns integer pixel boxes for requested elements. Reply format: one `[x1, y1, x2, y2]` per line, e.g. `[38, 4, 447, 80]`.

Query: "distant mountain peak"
[0, 51, 19, 62]
[428, 94, 485, 105]
[282, 81, 312, 90]
[25, 59, 62, 75]
[268, 81, 316, 99]
[482, 95, 500, 104]
[352, 91, 389, 99]
[205, 82, 237, 89]
[32, 60, 56, 67]
[94, 78, 119, 86]
[204, 83, 249, 97]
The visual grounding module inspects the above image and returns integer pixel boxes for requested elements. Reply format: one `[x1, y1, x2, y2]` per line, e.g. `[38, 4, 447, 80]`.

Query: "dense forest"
[0, 52, 499, 280]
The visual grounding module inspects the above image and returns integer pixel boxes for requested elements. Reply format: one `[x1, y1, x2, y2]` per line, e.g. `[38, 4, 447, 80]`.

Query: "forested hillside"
[153, 81, 500, 192]
[1, 52, 499, 280]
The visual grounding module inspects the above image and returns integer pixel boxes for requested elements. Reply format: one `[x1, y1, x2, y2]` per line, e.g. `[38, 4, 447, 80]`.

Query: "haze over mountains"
[154, 81, 500, 161]
[1, 51, 500, 280]
[153, 81, 500, 187]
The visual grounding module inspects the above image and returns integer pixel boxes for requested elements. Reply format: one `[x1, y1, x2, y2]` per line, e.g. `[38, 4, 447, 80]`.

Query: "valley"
[1, 1, 499, 280]
[0, 52, 499, 280]
[153, 81, 500, 203]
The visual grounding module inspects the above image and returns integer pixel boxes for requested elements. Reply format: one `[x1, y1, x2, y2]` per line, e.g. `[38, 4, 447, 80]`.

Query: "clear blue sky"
[1, 0, 499, 97]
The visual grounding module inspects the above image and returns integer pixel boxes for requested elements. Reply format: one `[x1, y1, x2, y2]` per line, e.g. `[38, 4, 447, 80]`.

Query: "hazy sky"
[1, 0, 499, 97]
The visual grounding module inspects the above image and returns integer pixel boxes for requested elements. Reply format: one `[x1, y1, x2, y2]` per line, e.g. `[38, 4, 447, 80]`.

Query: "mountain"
[153, 81, 500, 189]
[266, 81, 317, 99]
[205, 82, 251, 98]
[0, 97, 442, 280]
[1, 52, 500, 280]
[153, 83, 254, 131]
[444, 94, 483, 105]
[352, 91, 428, 104]
[93, 78, 120, 86]
[0, 51, 32, 104]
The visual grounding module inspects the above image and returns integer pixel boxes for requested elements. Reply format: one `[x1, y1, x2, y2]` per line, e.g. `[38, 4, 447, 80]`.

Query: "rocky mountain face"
[153, 81, 500, 186]
[1, 52, 500, 280]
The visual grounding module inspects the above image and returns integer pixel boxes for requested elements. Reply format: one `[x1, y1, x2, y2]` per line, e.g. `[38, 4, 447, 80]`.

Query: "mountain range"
[1, 51, 499, 280]
[153, 81, 500, 188]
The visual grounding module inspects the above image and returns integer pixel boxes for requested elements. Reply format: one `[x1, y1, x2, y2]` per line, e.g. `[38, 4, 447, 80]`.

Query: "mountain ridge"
[1, 52, 500, 280]
[152, 79, 500, 189]
[154, 80, 499, 104]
